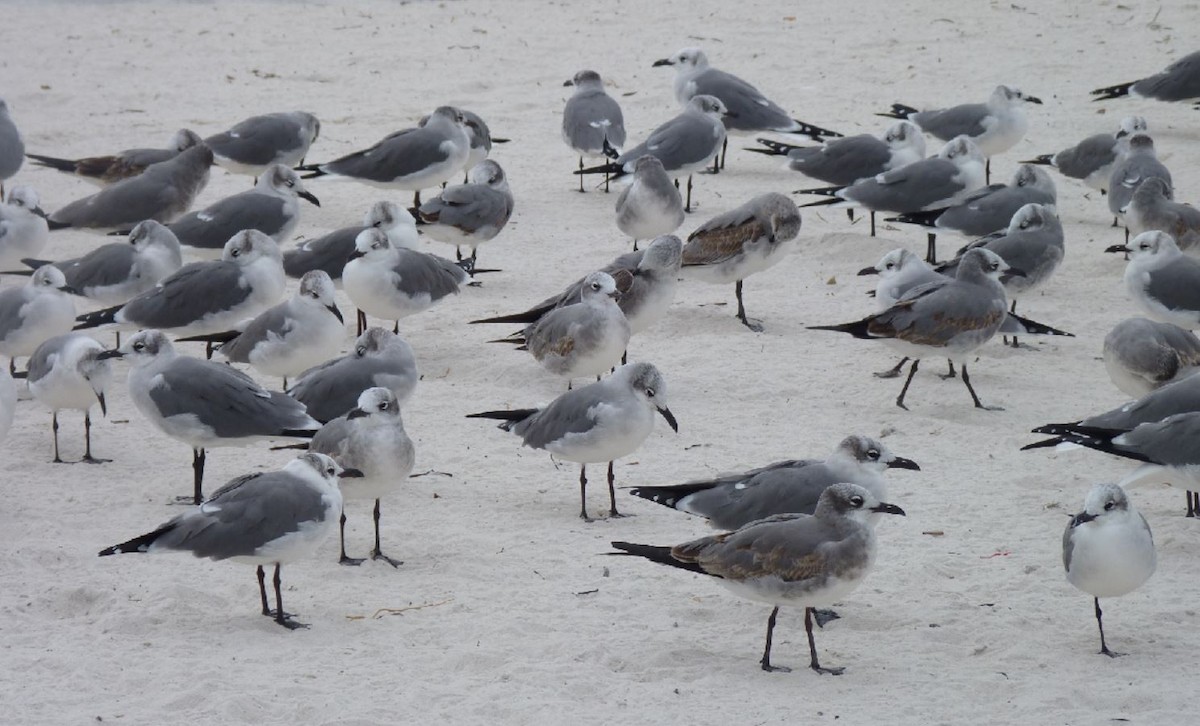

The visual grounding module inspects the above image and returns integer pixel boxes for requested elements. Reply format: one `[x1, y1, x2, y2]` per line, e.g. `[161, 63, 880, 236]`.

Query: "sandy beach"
[1, 1, 1198, 723]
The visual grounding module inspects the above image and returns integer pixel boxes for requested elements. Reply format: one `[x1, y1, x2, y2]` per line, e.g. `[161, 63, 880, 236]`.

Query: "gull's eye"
[356, 346, 367, 356]
[133, 343, 145, 352]
[590, 282, 601, 291]
[1140, 243, 1151, 250]
[885, 263, 895, 270]
[990, 262, 1000, 271]
[327, 466, 336, 476]
[850, 495, 865, 507]
[1104, 500, 1116, 511]
[866, 449, 880, 460]
[645, 387, 655, 398]
[309, 292, 319, 299]
[378, 401, 389, 411]
[230, 248, 241, 257]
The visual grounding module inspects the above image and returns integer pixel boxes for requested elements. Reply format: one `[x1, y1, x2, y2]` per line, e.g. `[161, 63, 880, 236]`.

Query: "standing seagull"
[0, 265, 77, 374]
[810, 249, 1022, 410]
[1022, 117, 1147, 193]
[681, 193, 802, 332]
[562, 70, 626, 192]
[798, 136, 987, 247]
[414, 159, 514, 264]
[1103, 317, 1200, 397]
[471, 235, 683, 338]
[0, 99, 25, 198]
[178, 270, 344, 386]
[1063, 483, 1156, 657]
[576, 95, 729, 211]
[74, 230, 286, 340]
[1107, 231, 1200, 329]
[1091, 49, 1200, 107]
[748, 120, 925, 188]
[0, 186, 50, 269]
[26, 129, 203, 187]
[467, 362, 678, 520]
[611, 483, 905, 674]
[288, 326, 418, 423]
[167, 164, 319, 257]
[309, 387, 415, 567]
[342, 228, 470, 334]
[27, 333, 112, 463]
[1124, 177, 1200, 253]
[653, 47, 842, 168]
[99, 330, 320, 504]
[878, 85, 1042, 182]
[46, 143, 213, 232]
[1107, 134, 1171, 230]
[297, 106, 470, 208]
[629, 435, 919, 530]
[205, 111, 321, 177]
[99, 453, 351, 630]
[615, 155, 684, 250]
[284, 201, 418, 283]
[20, 220, 183, 306]
[493, 271, 630, 385]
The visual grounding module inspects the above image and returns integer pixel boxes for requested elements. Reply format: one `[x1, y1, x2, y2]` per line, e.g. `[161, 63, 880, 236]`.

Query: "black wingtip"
[25, 153, 78, 173]
[1020, 437, 1064, 451]
[791, 119, 844, 140]
[1020, 155, 1055, 166]
[807, 318, 874, 339]
[294, 164, 327, 180]
[1090, 82, 1135, 101]
[886, 209, 942, 227]
[575, 161, 624, 176]
[73, 304, 121, 330]
[876, 103, 918, 120]
[47, 218, 72, 231]
[1008, 312, 1075, 337]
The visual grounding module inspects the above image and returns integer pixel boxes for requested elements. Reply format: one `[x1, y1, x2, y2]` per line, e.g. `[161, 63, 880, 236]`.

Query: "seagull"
[467, 361, 678, 520]
[576, 95, 729, 211]
[1091, 49, 1200, 107]
[308, 387, 414, 567]
[283, 201, 418, 283]
[297, 106, 470, 207]
[798, 136, 987, 241]
[1103, 317, 1200, 397]
[1021, 116, 1147, 193]
[0, 185, 50, 269]
[205, 111, 321, 177]
[810, 248, 1021, 410]
[167, 163, 319, 257]
[19, 219, 183, 306]
[177, 270, 344, 386]
[419, 108, 500, 180]
[26, 129, 203, 187]
[492, 271, 630, 385]
[615, 155, 684, 250]
[562, 70, 627, 192]
[98, 330, 320, 504]
[628, 435, 919, 530]
[1063, 483, 1156, 657]
[610, 482, 905, 674]
[0, 265, 78, 374]
[27, 333, 112, 463]
[74, 229, 286, 341]
[414, 159, 514, 264]
[1124, 177, 1200, 253]
[342, 227, 470, 334]
[878, 85, 1042, 182]
[0, 98, 24, 199]
[99, 452, 353, 630]
[1106, 231, 1200, 329]
[1107, 134, 1172, 229]
[680, 193, 802, 332]
[653, 47, 842, 168]
[287, 326, 418, 423]
[46, 143, 214, 232]
[471, 235, 682, 338]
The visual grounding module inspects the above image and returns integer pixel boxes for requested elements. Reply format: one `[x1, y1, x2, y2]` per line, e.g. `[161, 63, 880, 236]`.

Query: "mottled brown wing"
[682, 219, 763, 266]
[671, 514, 830, 583]
[74, 155, 147, 184]
[610, 267, 635, 295]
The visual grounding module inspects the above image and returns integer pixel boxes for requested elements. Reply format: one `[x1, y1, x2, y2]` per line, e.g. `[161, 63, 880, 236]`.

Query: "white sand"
[2, 1, 1199, 723]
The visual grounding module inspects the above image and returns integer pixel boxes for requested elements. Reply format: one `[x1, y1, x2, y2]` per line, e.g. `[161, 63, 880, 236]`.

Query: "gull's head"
[349, 228, 393, 262]
[262, 164, 319, 206]
[632, 154, 666, 176]
[430, 105, 466, 128]
[1126, 133, 1156, 153]
[641, 235, 683, 273]
[1125, 230, 1179, 262]
[109, 329, 173, 364]
[940, 135, 983, 164]
[293, 452, 350, 486]
[7, 185, 40, 211]
[1117, 116, 1149, 138]
[1132, 176, 1172, 203]
[295, 112, 321, 144]
[817, 482, 906, 524]
[30, 264, 73, 294]
[565, 69, 604, 88]
[834, 435, 921, 474]
[654, 47, 707, 70]
[884, 120, 925, 152]
[1012, 164, 1055, 195]
[355, 326, 405, 358]
[860, 248, 922, 279]
[222, 229, 282, 265]
[580, 271, 620, 302]
[688, 94, 729, 118]
[171, 129, 203, 151]
[468, 159, 507, 188]
[1006, 202, 1052, 235]
[459, 109, 492, 148]
[129, 219, 180, 253]
[298, 270, 341, 322]
[622, 362, 677, 433]
[994, 85, 1042, 106]
[960, 247, 1018, 283]
[1072, 482, 1134, 527]
[365, 200, 416, 237]
[348, 386, 401, 422]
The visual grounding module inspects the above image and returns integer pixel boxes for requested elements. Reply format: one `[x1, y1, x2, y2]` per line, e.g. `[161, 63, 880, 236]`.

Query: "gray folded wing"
[393, 250, 466, 300]
[1113, 412, 1200, 464]
[937, 186, 1055, 236]
[1145, 264, 1200, 314]
[1133, 50, 1200, 101]
[677, 460, 833, 530]
[912, 103, 989, 140]
[289, 352, 414, 423]
[788, 135, 890, 185]
[323, 128, 450, 182]
[206, 115, 308, 166]
[564, 92, 626, 153]
[60, 244, 137, 293]
[695, 68, 790, 132]
[1084, 372, 1200, 428]
[512, 388, 607, 449]
[618, 115, 718, 171]
[283, 225, 363, 280]
[421, 184, 510, 234]
[844, 159, 962, 212]
[120, 261, 250, 329]
[218, 305, 293, 363]
[1051, 134, 1118, 179]
[170, 193, 288, 250]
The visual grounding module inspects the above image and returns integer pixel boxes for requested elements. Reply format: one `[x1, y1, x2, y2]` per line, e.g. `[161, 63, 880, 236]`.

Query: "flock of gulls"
[1, 43, 1199, 675]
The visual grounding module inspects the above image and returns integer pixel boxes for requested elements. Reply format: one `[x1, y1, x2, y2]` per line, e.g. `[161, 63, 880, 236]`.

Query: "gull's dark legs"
[1186, 491, 1197, 518]
[874, 357, 909, 379]
[720, 138, 728, 170]
[257, 565, 270, 615]
[578, 157, 585, 192]
[735, 280, 764, 332]
[272, 564, 308, 630]
[896, 359, 921, 410]
[579, 464, 591, 521]
[985, 157, 991, 185]
[961, 363, 1003, 410]
[1005, 300, 1021, 348]
[356, 309, 367, 336]
[1094, 597, 1123, 658]
[940, 360, 957, 379]
[846, 208, 855, 223]
[339, 509, 364, 566]
[205, 341, 214, 360]
[633, 239, 639, 252]
[81, 411, 108, 463]
[760, 605, 791, 672]
[607, 461, 626, 518]
[685, 175, 694, 212]
[181, 448, 206, 505]
[806, 607, 845, 675]
[412, 191, 422, 208]
[51, 412, 62, 463]
[869, 211, 876, 237]
[370, 498, 403, 567]
[925, 233, 939, 264]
